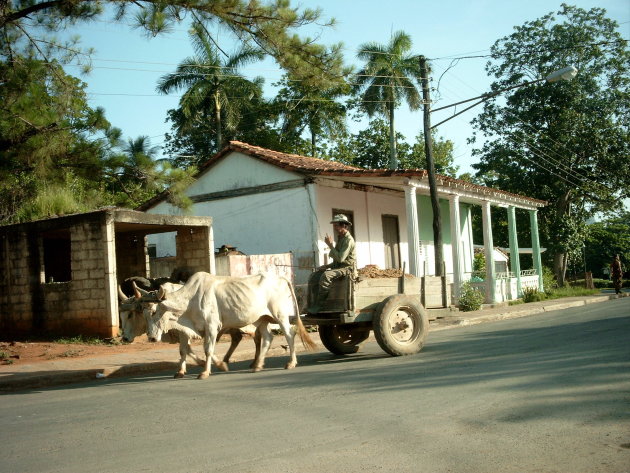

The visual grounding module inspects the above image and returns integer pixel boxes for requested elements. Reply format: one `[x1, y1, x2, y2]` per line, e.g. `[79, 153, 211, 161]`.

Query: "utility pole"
[419, 55, 443, 276]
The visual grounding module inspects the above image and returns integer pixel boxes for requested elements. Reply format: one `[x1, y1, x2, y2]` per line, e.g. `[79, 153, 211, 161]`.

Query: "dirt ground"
[0, 335, 233, 366]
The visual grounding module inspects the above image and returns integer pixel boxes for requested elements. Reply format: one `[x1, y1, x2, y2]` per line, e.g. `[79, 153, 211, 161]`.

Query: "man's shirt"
[329, 232, 356, 270]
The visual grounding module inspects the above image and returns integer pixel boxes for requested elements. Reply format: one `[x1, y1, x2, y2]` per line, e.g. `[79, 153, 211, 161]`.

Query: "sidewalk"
[1, 292, 627, 393]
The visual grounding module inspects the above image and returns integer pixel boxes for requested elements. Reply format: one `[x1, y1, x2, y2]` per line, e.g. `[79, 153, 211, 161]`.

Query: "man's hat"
[330, 214, 352, 225]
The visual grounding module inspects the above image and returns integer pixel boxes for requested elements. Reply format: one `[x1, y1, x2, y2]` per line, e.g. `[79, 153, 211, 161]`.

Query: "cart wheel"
[373, 295, 428, 356]
[318, 324, 370, 355]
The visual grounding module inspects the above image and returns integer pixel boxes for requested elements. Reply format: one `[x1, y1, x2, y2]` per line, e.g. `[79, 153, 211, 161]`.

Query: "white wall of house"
[314, 182, 409, 271]
[147, 153, 316, 283]
[145, 151, 480, 288]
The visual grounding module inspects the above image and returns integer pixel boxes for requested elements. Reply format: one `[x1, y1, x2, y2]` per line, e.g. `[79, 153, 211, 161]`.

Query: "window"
[42, 232, 71, 283]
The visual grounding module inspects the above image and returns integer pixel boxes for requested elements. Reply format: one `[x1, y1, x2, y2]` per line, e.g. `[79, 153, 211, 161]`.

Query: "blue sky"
[63, 0, 629, 176]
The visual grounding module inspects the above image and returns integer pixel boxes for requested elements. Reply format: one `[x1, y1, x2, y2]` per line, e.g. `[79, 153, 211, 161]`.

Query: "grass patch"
[508, 299, 524, 306]
[0, 351, 14, 365]
[51, 335, 108, 345]
[545, 287, 600, 299]
[58, 349, 83, 358]
[520, 285, 601, 304]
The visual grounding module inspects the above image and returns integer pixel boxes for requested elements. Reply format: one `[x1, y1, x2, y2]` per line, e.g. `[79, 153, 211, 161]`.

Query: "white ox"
[146, 272, 315, 379]
[118, 283, 261, 368]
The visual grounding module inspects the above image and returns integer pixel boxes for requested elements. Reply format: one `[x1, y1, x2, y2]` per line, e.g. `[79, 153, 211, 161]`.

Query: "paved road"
[1, 299, 629, 473]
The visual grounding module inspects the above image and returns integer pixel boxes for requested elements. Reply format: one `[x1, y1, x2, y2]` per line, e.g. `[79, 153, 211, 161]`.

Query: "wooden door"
[382, 215, 401, 269]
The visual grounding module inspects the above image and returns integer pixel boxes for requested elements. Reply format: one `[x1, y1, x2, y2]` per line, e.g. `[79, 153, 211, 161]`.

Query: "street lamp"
[418, 58, 577, 277]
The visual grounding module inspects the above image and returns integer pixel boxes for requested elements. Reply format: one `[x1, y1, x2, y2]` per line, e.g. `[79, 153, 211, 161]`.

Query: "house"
[139, 141, 546, 307]
[0, 208, 214, 337]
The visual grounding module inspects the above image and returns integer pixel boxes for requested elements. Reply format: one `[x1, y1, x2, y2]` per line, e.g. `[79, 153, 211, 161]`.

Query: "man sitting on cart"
[307, 214, 357, 314]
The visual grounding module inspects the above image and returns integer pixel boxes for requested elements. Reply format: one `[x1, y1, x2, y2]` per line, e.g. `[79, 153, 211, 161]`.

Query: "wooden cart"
[302, 273, 429, 356]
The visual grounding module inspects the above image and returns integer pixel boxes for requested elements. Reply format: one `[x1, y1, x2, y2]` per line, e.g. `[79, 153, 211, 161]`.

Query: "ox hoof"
[174, 372, 185, 379]
[285, 362, 297, 370]
[252, 366, 264, 373]
[197, 372, 210, 380]
[215, 361, 229, 372]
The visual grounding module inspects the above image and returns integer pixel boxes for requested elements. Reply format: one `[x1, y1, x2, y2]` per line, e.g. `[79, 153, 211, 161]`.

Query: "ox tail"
[283, 277, 317, 351]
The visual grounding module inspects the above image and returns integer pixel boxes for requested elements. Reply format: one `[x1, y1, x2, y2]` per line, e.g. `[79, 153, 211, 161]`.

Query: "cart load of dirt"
[358, 265, 414, 279]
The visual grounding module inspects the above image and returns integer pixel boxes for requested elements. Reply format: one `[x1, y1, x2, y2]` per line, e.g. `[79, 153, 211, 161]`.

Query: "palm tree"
[121, 135, 161, 183]
[354, 31, 423, 169]
[157, 22, 265, 152]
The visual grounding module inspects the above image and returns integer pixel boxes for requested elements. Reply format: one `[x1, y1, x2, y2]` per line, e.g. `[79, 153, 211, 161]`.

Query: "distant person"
[610, 254, 623, 295]
[307, 214, 357, 313]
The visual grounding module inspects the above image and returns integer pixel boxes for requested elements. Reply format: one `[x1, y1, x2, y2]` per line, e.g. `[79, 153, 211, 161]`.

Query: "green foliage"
[522, 287, 547, 303]
[569, 278, 612, 289]
[545, 287, 600, 299]
[585, 212, 630, 278]
[157, 23, 266, 154]
[1, 0, 346, 89]
[523, 284, 599, 303]
[473, 252, 486, 273]
[330, 118, 457, 173]
[471, 5, 630, 285]
[458, 282, 485, 312]
[0, 58, 114, 223]
[52, 335, 107, 345]
[273, 75, 349, 157]
[542, 266, 557, 294]
[15, 184, 92, 222]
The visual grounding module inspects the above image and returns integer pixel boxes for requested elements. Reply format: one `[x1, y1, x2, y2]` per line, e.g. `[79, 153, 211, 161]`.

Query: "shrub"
[541, 266, 558, 294]
[458, 282, 484, 312]
[522, 287, 547, 303]
[473, 252, 486, 273]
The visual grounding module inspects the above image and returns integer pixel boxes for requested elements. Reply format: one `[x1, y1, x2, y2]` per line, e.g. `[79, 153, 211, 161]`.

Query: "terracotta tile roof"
[137, 141, 546, 210]
[200, 141, 365, 173]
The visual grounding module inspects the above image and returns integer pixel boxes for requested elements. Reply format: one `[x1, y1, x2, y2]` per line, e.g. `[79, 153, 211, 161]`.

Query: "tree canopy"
[585, 212, 630, 278]
[1, 0, 345, 88]
[470, 4, 629, 284]
[330, 118, 457, 176]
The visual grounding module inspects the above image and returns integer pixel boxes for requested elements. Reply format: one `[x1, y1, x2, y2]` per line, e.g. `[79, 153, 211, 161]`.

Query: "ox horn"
[131, 280, 151, 299]
[118, 285, 128, 302]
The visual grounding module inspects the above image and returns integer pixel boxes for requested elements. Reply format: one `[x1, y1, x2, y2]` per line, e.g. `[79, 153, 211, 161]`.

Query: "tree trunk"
[552, 190, 573, 287]
[214, 90, 222, 151]
[388, 101, 397, 169]
[310, 121, 316, 157]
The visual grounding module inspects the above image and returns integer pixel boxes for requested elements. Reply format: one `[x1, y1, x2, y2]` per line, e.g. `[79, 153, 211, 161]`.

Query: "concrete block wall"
[0, 231, 34, 333]
[1, 217, 117, 338]
[115, 233, 149, 281]
[176, 226, 212, 273]
[42, 219, 114, 336]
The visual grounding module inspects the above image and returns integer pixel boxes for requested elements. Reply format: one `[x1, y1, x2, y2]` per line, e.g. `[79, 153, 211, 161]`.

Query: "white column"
[307, 183, 320, 266]
[208, 225, 216, 275]
[529, 209, 544, 292]
[481, 200, 496, 303]
[448, 194, 463, 299]
[404, 186, 421, 277]
[507, 205, 522, 297]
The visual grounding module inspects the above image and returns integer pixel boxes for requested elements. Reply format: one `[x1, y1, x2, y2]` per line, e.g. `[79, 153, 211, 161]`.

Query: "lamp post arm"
[431, 78, 544, 113]
[429, 78, 544, 129]
[430, 97, 487, 130]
